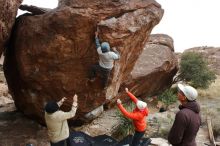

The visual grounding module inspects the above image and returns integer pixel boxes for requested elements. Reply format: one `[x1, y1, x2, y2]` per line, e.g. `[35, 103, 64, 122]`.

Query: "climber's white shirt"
[97, 47, 120, 69]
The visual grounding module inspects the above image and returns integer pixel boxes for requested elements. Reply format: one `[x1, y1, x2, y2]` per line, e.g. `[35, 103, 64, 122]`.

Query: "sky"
[153, 0, 220, 52]
[19, 0, 220, 52]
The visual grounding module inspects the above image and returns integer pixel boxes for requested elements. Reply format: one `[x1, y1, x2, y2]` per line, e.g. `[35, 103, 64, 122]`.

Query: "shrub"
[198, 75, 220, 98]
[174, 52, 216, 89]
[157, 88, 177, 109]
[114, 102, 135, 139]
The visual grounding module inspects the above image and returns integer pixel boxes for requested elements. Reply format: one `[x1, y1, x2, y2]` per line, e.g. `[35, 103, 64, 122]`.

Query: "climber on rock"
[117, 88, 149, 146]
[89, 30, 120, 89]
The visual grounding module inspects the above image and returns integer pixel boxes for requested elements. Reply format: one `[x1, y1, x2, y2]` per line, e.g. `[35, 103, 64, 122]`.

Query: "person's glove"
[117, 99, 122, 104]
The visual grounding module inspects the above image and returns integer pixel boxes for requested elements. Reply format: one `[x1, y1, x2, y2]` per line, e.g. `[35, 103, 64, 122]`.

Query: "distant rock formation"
[0, 0, 23, 55]
[3, 0, 178, 124]
[184, 46, 220, 75]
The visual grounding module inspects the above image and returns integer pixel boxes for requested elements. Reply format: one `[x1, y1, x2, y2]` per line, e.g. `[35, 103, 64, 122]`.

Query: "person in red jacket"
[117, 88, 149, 146]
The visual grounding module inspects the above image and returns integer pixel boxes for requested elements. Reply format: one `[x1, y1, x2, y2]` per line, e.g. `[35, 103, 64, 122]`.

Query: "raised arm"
[57, 97, 67, 107]
[95, 31, 101, 49]
[125, 88, 138, 103]
[117, 99, 141, 120]
[111, 47, 120, 60]
[56, 94, 78, 121]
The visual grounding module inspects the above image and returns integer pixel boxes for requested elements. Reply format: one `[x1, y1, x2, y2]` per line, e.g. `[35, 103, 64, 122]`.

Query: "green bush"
[115, 102, 135, 139]
[174, 52, 216, 89]
[157, 88, 177, 108]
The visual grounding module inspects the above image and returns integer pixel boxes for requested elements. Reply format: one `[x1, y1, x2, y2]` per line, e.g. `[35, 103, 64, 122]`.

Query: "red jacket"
[117, 91, 149, 132]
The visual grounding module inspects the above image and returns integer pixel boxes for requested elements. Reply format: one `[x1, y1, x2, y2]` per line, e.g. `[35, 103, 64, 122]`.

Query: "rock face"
[118, 34, 178, 99]
[4, 0, 168, 124]
[148, 34, 174, 51]
[185, 47, 220, 75]
[0, 0, 23, 55]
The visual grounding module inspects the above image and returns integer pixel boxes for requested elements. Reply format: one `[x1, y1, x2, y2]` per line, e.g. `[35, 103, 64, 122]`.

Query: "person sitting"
[44, 95, 78, 146]
[117, 88, 149, 146]
[89, 31, 120, 89]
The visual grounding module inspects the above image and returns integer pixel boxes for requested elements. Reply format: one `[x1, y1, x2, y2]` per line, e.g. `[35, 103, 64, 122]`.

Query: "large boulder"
[0, 0, 23, 55]
[117, 34, 178, 100]
[4, 0, 164, 124]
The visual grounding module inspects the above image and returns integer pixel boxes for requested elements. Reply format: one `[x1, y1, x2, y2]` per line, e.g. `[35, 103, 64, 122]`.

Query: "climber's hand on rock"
[95, 31, 99, 37]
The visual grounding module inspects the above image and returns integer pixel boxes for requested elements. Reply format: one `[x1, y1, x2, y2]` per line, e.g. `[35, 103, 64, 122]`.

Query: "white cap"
[136, 100, 147, 110]
[178, 84, 198, 101]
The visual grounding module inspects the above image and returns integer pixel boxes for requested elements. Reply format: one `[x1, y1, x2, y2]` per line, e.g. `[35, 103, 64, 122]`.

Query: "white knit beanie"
[178, 84, 198, 101]
[136, 100, 147, 110]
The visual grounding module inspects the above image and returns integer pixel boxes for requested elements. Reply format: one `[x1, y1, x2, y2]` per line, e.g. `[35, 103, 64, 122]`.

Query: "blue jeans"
[50, 137, 70, 146]
[131, 131, 145, 146]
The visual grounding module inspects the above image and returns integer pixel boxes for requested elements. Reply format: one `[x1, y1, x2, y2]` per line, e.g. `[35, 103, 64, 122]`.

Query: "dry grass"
[198, 75, 220, 98]
[198, 75, 220, 138]
[201, 107, 220, 137]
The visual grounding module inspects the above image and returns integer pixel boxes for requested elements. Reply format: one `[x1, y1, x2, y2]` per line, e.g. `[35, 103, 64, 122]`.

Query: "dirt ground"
[0, 111, 49, 146]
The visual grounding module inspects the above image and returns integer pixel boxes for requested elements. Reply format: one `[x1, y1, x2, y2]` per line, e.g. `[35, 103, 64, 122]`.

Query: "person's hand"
[117, 99, 121, 104]
[95, 31, 98, 37]
[112, 47, 117, 52]
[61, 97, 67, 103]
[73, 94, 78, 103]
[125, 88, 129, 93]
[57, 97, 67, 107]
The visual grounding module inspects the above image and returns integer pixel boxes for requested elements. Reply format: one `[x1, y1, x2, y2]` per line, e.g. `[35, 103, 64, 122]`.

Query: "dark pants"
[50, 137, 70, 146]
[131, 131, 145, 146]
[89, 64, 111, 88]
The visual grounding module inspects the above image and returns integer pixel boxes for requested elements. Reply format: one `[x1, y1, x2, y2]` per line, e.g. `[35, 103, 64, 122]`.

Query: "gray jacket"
[95, 37, 120, 69]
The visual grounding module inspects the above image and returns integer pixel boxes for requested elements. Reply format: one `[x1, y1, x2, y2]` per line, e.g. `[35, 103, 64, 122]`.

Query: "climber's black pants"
[89, 63, 111, 88]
